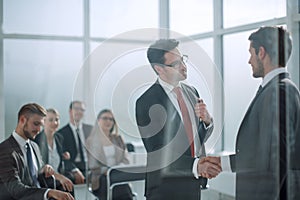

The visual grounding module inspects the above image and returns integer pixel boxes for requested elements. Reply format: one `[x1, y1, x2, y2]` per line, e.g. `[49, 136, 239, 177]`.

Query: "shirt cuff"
[202, 119, 213, 129]
[221, 156, 232, 172]
[72, 168, 80, 172]
[44, 189, 50, 200]
[192, 158, 200, 179]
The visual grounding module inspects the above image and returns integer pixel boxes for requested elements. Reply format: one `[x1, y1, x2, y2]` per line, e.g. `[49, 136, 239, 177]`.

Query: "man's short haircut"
[248, 26, 292, 67]
[147, 39, 179, 73]
[69, 100, 83, 110]
[18, 103, 47, 121]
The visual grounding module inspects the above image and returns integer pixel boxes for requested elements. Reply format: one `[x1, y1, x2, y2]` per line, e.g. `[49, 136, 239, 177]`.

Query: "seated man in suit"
[58, 101, 93, 184]
[0, 103, 74, 200]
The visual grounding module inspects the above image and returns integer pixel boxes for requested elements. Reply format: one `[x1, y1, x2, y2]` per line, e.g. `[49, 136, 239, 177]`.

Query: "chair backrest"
[106, 165, 146, 200]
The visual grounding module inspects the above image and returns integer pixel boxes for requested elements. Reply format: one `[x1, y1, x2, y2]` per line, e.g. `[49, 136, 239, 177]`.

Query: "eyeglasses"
[163, 55, 188, 68]
[72, 107, 85, 112]
[100, 117, 114, 122]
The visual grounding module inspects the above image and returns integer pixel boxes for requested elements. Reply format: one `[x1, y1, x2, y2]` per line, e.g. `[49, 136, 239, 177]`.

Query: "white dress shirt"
[69, 123, 88, 162]
[158, 78, 208, 178]
[12, 131, 49, 200]
[48, 141, 60, 171]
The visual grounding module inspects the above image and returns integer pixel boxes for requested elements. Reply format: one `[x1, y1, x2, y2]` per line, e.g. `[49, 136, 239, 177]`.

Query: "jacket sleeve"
[0, 142, 47, 200]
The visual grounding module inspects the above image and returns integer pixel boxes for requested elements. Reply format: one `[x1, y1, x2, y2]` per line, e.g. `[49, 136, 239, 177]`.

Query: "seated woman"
[34, 108, 82, 192]
[86, 109, 133, 200]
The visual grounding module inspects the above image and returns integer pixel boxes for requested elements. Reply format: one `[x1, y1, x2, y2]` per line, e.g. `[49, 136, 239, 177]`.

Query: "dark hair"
[147, 39, 180, 74]
[248, 26, 292, 67]
[69, 100, 83, 110]
[97, 109, 117, 134]
[18, 103, 47, 121]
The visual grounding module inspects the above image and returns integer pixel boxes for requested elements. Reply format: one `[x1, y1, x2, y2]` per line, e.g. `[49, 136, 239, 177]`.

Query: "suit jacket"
[0, 135, 48, 200]
[34, 130, 77, 182]
[229, 73, 300, 200]
[58, 123, 93, 171]
[135, 81, 213, 200]
[86, 132, 130, 191]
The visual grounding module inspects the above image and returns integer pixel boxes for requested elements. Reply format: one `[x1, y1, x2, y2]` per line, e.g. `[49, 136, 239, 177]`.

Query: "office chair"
[106, 165, 146, 200]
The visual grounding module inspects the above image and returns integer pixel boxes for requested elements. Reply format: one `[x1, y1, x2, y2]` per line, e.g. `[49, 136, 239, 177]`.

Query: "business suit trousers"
[74, 161, 86, 175]
[146, 177, 201, 200]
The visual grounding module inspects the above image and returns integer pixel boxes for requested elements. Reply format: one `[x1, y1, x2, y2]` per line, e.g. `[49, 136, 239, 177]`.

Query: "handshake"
[197, 156, 222, 179]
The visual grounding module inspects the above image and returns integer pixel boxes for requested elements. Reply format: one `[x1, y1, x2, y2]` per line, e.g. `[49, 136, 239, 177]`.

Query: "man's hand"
[54, 173, 73, 192]
[62, 151, 71, 160]
[73, 170, 85, 184]
[48, 189, 74, 200]
[194, 99, 212, 125]
[41, 164, 55, 178]
[197, 156, 222, 179]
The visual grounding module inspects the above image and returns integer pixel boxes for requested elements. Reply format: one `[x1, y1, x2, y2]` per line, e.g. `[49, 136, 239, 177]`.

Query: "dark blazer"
[135, 81, 213, 200]
[58, 123, 93, 171]
[229, 73, 300, 200]
[0, 135, 48, 200]
[34, 130, 77, 182]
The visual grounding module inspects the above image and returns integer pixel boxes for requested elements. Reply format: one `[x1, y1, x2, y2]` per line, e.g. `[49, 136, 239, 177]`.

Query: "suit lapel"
[8, 136, 33, 184]
[30, 141, 43, 170]
[8, 136, 26, 166]
[66, 124, 78, 160]
[54, 134, 63, 156]
[154, 82, 179, 121]
[239, 73, 289, 133]
[181, 83, 199, 126]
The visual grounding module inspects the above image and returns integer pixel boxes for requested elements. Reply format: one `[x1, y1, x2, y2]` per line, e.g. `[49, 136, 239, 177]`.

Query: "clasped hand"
[197, 156, 222, 179]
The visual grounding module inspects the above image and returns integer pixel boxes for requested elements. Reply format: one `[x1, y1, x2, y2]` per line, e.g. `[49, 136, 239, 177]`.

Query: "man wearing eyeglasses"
[135, 39, 221, 200]
[58, 101, 93, 184]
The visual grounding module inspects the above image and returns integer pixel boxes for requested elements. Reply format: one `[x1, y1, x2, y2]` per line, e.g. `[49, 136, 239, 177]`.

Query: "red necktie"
[173, 87, 195, 157]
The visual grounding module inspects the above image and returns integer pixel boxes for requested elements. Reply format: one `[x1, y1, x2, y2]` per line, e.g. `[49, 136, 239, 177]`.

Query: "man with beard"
[0, 103, 74, 200]
[205, 26, 300, 199]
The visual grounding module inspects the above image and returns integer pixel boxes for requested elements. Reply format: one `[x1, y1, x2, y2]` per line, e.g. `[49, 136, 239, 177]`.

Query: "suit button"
[237, 149, 240, 153]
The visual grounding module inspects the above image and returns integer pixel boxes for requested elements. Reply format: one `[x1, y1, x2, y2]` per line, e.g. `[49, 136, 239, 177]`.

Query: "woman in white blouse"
[86, 109, 133, 200]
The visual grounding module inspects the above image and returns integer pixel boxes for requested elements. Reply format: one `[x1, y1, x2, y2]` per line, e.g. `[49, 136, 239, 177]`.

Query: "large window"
[223, 0, 286, 28]
[1, 0, 299, 158]
[1, 0, 299, 198]
[3, 0, 83, 36]
[90, 0, 158, 38]
[223, 31, 261, 151]
[169, 0, 213, 36]
[4, 39, 83, 130]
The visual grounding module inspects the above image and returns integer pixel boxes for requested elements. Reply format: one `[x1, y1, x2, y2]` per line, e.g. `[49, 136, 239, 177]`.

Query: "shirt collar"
[158, 77, 181, 94]
[262, 68, 287, 88]
[13, 130, 29, 148]
[69, 122, 82, 130]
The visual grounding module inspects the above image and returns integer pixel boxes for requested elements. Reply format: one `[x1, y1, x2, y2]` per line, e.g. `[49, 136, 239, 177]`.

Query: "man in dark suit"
[205, 26, 300, 199]
[0, 103, 74, 200]
[135, 39, 222, 200]
[58, 101, 93, 184]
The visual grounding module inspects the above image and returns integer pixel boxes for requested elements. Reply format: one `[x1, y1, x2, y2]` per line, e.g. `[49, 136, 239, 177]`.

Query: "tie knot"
[25, 142, 30, 149]
[173, 86, 182, 95]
